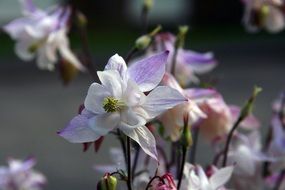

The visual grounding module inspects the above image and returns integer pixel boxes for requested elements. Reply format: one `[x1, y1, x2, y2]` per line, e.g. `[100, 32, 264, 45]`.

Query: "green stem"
[222, 116, 244, 167]
[177, 147, 187, 190]
[189, 127, 199, 164]
[170, 47, 178, 76]
[127, 136, 132, 190]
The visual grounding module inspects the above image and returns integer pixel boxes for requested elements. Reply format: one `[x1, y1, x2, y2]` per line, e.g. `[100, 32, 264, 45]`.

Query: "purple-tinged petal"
[20, 0, 37, 14]
[229, 105, 260, 130]
[105, 54, 128, 80]
[180, 50, 217, 74]
[184, 88, 218, 101]
[58, 114, 100, 143]
[143, 86, 187, 119]
[88, 113, 120, 136]
[120, 125, 158, 161]
[128, 51, 169, 92]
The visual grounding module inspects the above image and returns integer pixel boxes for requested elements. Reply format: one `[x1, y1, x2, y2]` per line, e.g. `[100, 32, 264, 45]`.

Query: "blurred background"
[0, 0, 285, 189]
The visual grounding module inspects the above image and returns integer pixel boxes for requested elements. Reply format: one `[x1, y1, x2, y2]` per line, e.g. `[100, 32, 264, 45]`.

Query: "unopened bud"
[240, 86, 262, 119]
[135, 35, 151, 50]
[76, 11, 87, 27]
[181, 114, 192, 148]
[143, 0, 154, 11]
[97, 173, 117, 190]
[175, 25, 189, 48]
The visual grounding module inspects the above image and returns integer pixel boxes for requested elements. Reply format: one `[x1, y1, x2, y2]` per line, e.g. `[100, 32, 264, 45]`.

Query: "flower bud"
[175, 25, 189, 48]
[240, 86, 262, 120]
[143, 0, 154, 11]
[135, 25, 162, 50]
[97, 173, 117, 190]
[135, 35, 151, 50]
[180, 113, 193, 148]
[76, 11, 88, 27]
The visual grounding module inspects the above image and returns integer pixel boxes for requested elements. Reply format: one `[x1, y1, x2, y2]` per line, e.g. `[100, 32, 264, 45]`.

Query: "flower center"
[102, 97, 124, 113]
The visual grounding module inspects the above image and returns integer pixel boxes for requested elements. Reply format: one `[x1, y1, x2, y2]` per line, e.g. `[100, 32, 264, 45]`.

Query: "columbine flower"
[3, 0, 84, 71]
[267, 114, 285, 171]
[147, 32, 217, 86]
[180, 163, 234, 190]
[0, 158, 46, 190]
[186, 90, 260, 142]
[58, 51, 187, 160]
[159, 73, 206, 141]
[242, 0, 285, 33]
[218, 131, 270, 189]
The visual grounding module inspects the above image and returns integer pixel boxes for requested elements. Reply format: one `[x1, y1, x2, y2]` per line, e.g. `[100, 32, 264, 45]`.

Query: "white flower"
[180, 163, 234, 190]
[0, 158, 46, 190]
[3, 0, 84, 71]
[59, 51, 187, 160]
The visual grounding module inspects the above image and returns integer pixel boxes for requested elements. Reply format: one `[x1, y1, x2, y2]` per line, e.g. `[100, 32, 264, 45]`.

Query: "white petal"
[119, 125, 158, 160]
[15, 40, 35, 61]
[36, 47, 55, 71]
[56, 29, 85, 71]
[196, 165, 210, 189]
[143, 86, 187, 119]
[121, 108, 147, 128]
[84, 83, 111, 114]
[97, 70, 124, 98]
[105, 54, 128, 79]
[88, 113, 120, 136]
[209, 166, 234, 189]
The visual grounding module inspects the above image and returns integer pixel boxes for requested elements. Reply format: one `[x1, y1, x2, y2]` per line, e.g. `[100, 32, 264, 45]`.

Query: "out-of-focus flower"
[187, 90, 260, 142]
[3, 0, 84, 71]
[159, 73, 206, 141]
[219, 131, 270, 189]
[180, 163, 234, 190]
[242, 0, 285, 33]
[59, 51, 187, 160]
[148, 32, 217, 86]
[268, 114, 285, 171]
[266, 172, 285, 189]
[0, 158, 46, 190]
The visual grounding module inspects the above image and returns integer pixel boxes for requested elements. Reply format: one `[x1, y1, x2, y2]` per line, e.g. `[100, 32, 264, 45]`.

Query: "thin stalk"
[132, 147, 140, 180]
[273, 169, 285, 190]
[125, 47, 138, 64]
[141, 7, 149, 34]
[127, 137, 132, 190]
[170, 47, 178, 76]
[117, 129, 127, 166]
[189, 127, 199, 164]
[69, 2, 97, 80]
[177, 147, 187, 190]
[222, 116, 244, 167]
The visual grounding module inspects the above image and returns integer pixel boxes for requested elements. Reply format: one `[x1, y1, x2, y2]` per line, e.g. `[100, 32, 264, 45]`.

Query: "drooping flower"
[242, 0, 285, 33]
[159, 73, 206, 141]
[267, 114, 285, 171]
[217, 131, 271, 189]
[148, 32, 217, 86]
[180, 163, 234, 190]
[3, 0, 84, 71]
[186, 89, 260, 142]
[59, 51, 187, 160]
[0, 158, 46, 190]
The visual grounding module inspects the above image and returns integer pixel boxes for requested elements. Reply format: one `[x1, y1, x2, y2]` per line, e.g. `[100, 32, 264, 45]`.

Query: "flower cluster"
[1, 0, 285, 190]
